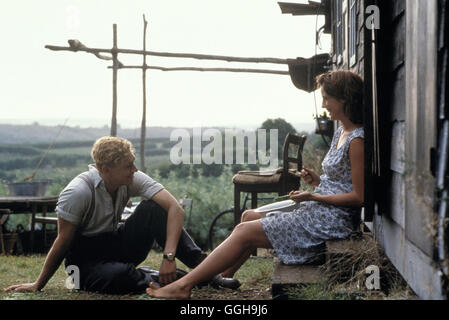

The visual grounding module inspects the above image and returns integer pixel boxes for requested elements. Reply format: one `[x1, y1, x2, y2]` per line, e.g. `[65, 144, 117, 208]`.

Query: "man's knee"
[127, 199, 167, 228]
[134, 200, 166, 217]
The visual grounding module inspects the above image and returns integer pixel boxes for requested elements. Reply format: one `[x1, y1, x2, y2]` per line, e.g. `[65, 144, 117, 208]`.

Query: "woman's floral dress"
[260, 126, 364, 264]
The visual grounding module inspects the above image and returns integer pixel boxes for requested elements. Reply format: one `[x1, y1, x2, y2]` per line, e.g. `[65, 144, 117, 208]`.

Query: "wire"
[24, 118, 69, 182]
[314, 8, 331, 149]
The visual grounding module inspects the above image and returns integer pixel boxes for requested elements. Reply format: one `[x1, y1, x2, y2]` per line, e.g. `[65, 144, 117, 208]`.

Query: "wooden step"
[325, 232, 367, 264]
[271, 258, 322, 299]
[271, 233, 368, 299]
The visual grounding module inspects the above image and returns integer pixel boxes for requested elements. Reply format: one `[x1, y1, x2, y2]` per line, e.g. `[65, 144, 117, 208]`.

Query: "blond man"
[5, 136, 210, 294]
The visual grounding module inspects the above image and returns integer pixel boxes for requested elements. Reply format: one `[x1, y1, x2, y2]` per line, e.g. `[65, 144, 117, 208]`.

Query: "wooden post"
[141, 15, 148, 173]
[111, 24, 118, 137]
[30, 204, 37, 252]
[41, 205, 47, 249]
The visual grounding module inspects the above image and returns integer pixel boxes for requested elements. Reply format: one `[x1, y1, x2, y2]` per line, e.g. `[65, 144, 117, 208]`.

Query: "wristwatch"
[163, 252, 175, 261]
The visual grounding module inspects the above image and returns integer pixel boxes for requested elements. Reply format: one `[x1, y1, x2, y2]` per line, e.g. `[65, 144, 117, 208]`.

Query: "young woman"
[147, 70, 365, 299]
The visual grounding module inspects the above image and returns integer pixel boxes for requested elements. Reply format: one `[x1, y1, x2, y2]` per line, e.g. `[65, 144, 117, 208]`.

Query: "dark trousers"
[64, 200, 203, 294]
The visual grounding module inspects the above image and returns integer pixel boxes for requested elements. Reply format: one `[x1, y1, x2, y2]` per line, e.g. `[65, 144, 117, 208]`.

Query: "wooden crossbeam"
[110, 65, 289, 75]
[45, 43, 290, 65]
[44, 22, 294, 153]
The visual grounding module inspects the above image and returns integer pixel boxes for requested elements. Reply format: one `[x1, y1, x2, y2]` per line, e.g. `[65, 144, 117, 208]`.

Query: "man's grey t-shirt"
[56, 164, 164, 236]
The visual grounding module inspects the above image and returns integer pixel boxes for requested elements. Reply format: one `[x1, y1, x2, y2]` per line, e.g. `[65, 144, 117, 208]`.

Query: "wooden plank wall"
[376, 0, 406, 241]
[404, 0, 438, 259]
[331, 0, 445, 299]
[371, 0, 444, 299]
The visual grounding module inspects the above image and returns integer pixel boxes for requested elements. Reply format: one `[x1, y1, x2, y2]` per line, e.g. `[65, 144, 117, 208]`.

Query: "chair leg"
[251, 192, 259, 257]
[234, 185, 241, 226]
[251, 192, 258, 209]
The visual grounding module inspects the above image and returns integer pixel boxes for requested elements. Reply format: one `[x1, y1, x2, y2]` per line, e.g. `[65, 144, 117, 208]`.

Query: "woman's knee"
[231, 221, 262, 249]
[233, 220, 271, 249]
[241, 210, 261, 223]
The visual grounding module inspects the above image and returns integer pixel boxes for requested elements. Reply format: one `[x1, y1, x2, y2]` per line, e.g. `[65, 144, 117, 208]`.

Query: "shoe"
[137, 266, 161, 288]
[137, 266, 188, 287]
[210, 274, 241, 290]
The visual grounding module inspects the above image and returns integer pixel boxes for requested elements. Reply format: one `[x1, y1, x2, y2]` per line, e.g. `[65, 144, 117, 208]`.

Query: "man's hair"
[316, 70, 364, 125]
[91, 136, 135, 168]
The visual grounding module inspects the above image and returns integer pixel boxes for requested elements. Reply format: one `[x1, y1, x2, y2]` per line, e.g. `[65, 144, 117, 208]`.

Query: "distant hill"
[0, 124, 182, 143]
[0, 122, 315, 144]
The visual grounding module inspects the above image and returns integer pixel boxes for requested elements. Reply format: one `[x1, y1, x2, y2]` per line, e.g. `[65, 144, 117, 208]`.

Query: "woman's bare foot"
[146, 282, 191, 300]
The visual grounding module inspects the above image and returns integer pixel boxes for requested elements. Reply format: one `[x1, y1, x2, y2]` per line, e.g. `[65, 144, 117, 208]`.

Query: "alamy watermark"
[365, 265, 380, 290]
[65, 265, 80, 290]
[169, 128, 279, 169]
[365, 5, 380, 30]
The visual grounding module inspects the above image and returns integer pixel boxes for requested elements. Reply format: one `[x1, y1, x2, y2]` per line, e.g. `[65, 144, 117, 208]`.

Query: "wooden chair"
[232, 133, 307, 225]
[33, 209, 58, 250]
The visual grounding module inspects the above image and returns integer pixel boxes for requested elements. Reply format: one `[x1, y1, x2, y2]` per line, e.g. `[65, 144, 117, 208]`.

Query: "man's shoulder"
[60, 173, 94, 200]
[128, 171, 164, 199]
[132, 170, 157, 184]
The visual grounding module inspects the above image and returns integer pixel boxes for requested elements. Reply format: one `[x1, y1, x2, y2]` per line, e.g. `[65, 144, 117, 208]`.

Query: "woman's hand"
[289, 190, 313, 203]
[4, 282, 40, 293]
[298, 166, 320, 187]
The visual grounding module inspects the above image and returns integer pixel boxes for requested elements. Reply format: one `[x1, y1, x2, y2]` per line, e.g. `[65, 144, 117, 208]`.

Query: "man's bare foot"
[146, 282, 191, 300]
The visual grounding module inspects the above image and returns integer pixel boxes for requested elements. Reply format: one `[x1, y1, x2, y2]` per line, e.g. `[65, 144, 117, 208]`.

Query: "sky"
[0, 0, 330, 130]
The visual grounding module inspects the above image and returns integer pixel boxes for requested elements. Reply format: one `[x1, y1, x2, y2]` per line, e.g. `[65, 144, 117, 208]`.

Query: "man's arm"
[151, 189, 185, 285]
[4, 218, 77, 292]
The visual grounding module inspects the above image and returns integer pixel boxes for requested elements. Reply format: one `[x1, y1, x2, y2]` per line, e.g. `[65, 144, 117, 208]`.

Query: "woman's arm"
[291, 138, 364, 207]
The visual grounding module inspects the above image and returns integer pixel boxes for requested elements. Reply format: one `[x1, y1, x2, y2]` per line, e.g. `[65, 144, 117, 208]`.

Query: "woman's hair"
[316, 70, 364, 125]
[91, 136, 136, 168]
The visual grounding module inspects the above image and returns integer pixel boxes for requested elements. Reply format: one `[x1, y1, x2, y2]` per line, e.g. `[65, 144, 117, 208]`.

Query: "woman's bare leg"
[221, 210, 265, 278]
[220, 249, 253, 278]
[146, 220, 272, 299]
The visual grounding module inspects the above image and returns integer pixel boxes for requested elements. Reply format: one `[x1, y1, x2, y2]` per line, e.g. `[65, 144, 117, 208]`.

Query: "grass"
[0, 241, 417, 300]
[0, 244, 416, 300]
[0, 251, 274, 300]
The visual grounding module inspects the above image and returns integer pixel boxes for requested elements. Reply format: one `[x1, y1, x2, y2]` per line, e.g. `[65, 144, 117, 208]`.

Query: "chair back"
[281, 133, 307, 193]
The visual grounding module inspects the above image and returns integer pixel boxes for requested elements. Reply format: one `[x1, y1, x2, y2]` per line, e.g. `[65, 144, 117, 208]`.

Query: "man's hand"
[4, 282, 40, 293]
[289, 190, 313, 203]
[4, 218, 77, 294]
[152, 189, 184, 286]
[158, 259, 177, 286]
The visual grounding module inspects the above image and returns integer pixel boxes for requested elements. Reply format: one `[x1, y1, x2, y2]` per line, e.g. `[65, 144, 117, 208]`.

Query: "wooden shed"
[280, 0, 449, 299]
